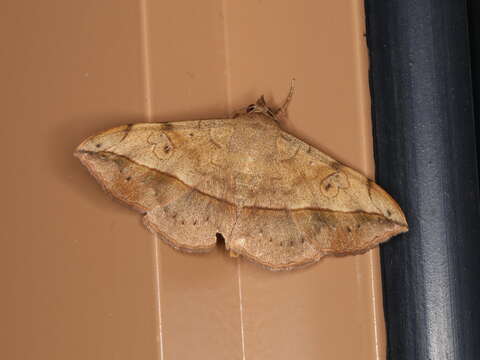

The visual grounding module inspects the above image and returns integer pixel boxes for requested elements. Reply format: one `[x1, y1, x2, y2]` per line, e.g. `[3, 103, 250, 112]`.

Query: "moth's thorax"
[228, 115, 278, 154]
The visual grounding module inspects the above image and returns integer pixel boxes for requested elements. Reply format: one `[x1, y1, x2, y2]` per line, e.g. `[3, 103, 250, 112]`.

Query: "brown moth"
[75, 85, 408, 271]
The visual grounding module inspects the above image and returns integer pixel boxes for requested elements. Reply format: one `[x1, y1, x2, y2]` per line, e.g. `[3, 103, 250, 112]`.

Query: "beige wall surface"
[1, 1, 385, 359]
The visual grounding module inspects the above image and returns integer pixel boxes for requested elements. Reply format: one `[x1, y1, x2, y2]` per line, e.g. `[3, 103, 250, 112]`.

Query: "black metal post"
[365, 1, 480, 359]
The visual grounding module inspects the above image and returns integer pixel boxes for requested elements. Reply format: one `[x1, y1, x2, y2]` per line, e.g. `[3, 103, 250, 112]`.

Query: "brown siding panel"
[2, 1, 385, 359]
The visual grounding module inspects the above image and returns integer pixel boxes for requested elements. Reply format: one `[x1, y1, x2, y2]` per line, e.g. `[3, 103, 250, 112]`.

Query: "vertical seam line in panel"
[140, 0, 153, 121]
[140, 1, 164, 359]
[236, 259, 247, 360]
[368, 251, 381, 359]
[152, 235, 165, 360]
[351, 1, 384, 359]
[351, 1, 374, 177]
[221, 0, 233, 117]
[221, 1, 246, 359]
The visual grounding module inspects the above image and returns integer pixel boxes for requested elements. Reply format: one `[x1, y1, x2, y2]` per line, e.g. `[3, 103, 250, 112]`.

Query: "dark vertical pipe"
[468, 0, 480, 175]
[364, 1, 480, 359]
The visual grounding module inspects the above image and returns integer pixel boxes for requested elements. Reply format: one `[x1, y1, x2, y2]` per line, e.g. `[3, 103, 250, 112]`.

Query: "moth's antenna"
[276, 78, 296, 117]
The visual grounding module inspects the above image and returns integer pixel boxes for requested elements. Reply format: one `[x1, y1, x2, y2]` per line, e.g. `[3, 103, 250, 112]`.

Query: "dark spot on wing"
[330, 161, 341, 171]
[120, 124, 133, 142]
[113, 156, 127, 169]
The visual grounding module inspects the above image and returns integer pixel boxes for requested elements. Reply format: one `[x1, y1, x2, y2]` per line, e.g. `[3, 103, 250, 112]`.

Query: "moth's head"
[74, 125, 131, 155]
[246, 95, 276, 119]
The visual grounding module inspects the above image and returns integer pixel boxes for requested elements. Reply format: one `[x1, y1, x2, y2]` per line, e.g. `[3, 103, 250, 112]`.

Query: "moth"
[75, 84, 408, 271]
